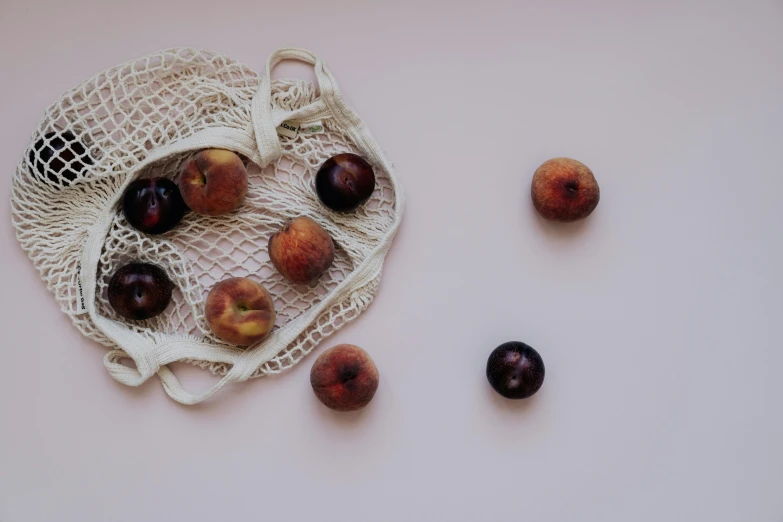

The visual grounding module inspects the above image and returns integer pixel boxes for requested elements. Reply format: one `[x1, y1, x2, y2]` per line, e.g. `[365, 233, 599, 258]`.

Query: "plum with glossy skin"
[310, 344, 379, 411]
[486, 341, 545, 399]
[531, 158, 600, 222]
[268, 216, 335, 286]
[205, 277, 276, 346]
[29, 131, 93, 185]
[122, 177, 186, 234]
[178, 149, 247, 216]
[108, 263, 174, 321]
[315, 153, 375, 212]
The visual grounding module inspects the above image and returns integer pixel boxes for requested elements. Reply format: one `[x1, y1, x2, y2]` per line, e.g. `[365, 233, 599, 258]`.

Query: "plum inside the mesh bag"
[29, 130, 93, 186]
[10, 47, 404, 404]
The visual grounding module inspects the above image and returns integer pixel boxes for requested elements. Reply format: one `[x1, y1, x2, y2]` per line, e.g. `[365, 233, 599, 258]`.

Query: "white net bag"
[11, 47, 404, 405]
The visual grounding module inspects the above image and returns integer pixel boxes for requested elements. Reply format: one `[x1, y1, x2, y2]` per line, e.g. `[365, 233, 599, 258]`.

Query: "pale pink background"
[2, 1, 782, 521]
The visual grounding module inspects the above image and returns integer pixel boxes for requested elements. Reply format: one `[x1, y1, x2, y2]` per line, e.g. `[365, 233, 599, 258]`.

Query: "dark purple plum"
[108, 263, 173, 321]
[486, 341, 545, 399]
[122, 177, 186, 234]
[29, 130, 93, 186]
[315, 153, 375, 212]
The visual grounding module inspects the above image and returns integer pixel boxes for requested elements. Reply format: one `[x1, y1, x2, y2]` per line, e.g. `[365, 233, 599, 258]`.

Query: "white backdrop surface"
[1, 1, 781, 521]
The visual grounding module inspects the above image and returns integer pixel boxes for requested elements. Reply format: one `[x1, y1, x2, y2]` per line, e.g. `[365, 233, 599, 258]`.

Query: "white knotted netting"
[11, 47, 403, 404]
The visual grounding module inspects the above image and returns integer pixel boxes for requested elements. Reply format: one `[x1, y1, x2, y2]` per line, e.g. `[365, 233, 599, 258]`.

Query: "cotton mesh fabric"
[11, 48, 403, 404]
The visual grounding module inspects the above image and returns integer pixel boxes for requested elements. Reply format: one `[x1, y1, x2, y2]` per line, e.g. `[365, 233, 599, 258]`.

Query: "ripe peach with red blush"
[178, 149, 248, 216]
[268, 216, 335, 286]
[310, 344, 379, 411]
[205, 277, 276, 346]
[531, 157, 600, 222]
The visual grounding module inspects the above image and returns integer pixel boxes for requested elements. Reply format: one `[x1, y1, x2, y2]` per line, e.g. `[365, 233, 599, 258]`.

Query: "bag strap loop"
[251, 47, 342, 166]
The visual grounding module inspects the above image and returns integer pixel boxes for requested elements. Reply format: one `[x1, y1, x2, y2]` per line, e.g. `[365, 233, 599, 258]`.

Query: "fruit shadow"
[529, 202, 592, 240]
[309, 393, 372, 428]
[484, 382, 541, 414]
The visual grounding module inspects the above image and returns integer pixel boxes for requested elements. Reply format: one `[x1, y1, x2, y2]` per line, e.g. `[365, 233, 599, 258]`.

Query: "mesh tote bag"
[11, 47, 403, 405]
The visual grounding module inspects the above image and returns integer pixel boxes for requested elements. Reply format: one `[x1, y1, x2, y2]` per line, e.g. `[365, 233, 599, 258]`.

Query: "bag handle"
[102, 308, 325, 404]
[104, 349, 245, 405]
[86, 48, 355, 405]
[102, 337, 252, 405]
[251, 47, 343, 166]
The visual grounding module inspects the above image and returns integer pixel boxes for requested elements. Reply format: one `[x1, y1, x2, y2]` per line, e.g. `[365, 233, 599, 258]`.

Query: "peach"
[268, 216, 335, 286]
[205, 277, 276, 346]
[178, 149, 248, 216]
[531, 157, 600, 222]
[310, 344, 379, 412]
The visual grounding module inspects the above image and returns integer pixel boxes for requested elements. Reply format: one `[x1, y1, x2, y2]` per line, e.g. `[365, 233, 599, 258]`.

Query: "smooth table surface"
[1, 1, 782, 521]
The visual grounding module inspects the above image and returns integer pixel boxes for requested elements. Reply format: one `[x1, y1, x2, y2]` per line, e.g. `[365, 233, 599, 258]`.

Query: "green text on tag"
[300, 123, 324, 134]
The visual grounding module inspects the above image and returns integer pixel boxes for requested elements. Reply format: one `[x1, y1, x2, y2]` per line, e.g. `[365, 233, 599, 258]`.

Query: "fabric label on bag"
[10, 47, 403, 405]
[276, 121, 299, 138]
[299, 121, 325, 134]
[76, 264, 87, 315]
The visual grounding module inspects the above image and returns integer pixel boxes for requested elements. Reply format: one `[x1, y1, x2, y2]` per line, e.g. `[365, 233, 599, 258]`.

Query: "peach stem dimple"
[339, 366, 358, 381]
